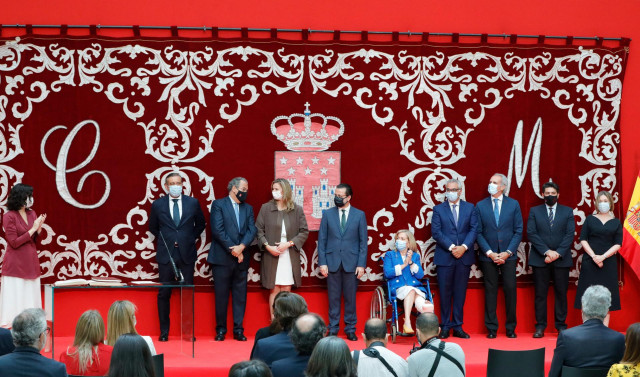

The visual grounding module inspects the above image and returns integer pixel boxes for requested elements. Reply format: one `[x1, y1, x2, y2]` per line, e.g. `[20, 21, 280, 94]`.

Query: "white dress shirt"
[168, 194, 183, 220]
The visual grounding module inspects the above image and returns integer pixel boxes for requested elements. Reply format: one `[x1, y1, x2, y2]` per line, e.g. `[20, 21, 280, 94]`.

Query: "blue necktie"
[493, 198, 500, 225]
[452, 204, 458, 227]
[549, 208, 554, 228]
[234, 202, 240, 229]
[172, 199, 180, 226]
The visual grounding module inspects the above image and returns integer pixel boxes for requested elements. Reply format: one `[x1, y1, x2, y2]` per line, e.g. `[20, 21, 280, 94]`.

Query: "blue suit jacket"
[149, 195, 206, 265]
[271, 353, 311, 377]
[475, 196, 523, 262]
[0, 328, 14, 357]
[0, 347, 68, 377]
[383, 250, 427, 296]
[527, 204, 575, 268]
[207, 196, 257, 268]
[432, 200, 478, 266]
[548, 319, 625, 377]
[318, 206, 368, 273]
[251, 331, 296, 367]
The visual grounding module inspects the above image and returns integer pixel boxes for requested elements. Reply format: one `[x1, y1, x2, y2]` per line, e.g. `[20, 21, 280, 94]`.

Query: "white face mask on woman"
[272, 190, 283, 200]
[598, 202, 610, 213]
[26, 196, 34, 208]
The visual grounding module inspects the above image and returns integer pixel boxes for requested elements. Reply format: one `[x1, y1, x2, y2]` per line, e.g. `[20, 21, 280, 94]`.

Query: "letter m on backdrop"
[506, 117, 543, 198]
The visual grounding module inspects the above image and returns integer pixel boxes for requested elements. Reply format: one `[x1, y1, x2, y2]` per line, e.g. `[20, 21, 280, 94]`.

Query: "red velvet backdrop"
[0, 34, 628, 289]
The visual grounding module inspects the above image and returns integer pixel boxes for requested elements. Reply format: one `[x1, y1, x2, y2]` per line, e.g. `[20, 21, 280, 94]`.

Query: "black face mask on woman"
[544, 195, 558, 206]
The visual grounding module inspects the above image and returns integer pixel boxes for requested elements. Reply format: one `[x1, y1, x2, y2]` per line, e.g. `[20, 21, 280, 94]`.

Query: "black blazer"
[0, 328, 14, 357]
[0, 346, 68, 377]
[207, 196, 257, 268]
[149, 195, 206, 265]
[251, 331, 296, 367]
[527, 204, 575, 268]
[548, 319, 625, 377]
[271, 353, 311, 377]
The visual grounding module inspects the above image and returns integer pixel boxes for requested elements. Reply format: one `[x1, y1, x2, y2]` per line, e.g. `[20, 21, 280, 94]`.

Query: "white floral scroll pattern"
[0, 37, 626, 286]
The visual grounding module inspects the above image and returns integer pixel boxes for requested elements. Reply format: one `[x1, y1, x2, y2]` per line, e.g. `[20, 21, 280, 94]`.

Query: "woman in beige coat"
[256, 178, 309, 317]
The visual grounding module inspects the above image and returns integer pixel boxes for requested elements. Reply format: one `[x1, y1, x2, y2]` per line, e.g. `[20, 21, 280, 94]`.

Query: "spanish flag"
[622, 170, 640, 280]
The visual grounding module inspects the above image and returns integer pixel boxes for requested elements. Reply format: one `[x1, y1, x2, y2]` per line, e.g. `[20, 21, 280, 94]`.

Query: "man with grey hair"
[432, 178, 478, 339]
[0, 308, 67, 376]
[271, 313, 326, 377]
[548, 285, 625, 377]
[475, 173, 523, 338]
[407, 312, 465, 377]
[208, 177, 257, 341]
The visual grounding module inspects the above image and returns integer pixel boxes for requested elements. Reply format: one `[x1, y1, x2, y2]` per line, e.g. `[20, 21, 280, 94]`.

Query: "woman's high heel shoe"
[403, 323, 414, 334]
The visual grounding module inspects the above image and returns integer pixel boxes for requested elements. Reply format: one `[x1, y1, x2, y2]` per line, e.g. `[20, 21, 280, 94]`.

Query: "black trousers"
[327, 265, 358, 334]
[157, 253, 194, 336]
[212, 263, 248, 335]
[532, 264, 569, 331]
[480, 259, 517, 332]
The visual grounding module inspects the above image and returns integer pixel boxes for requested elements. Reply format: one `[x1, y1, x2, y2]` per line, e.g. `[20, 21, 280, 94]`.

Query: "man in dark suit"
[318, 183, 368, 341]
[271, 313, 326, 377]
[527, 181, 575, 338]
[208, 177, 257, 341]
[548, 285, 625, 377]
[0, 309, 67, 377]
[476, 173, 523, 338]
[0, 328, 14, 357]
[149, 171, 206, 342]
[432, 178, 478, 339]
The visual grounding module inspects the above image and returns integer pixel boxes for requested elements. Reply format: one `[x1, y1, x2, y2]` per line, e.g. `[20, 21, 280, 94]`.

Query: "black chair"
[486, 348, 545, 377]
[153, 353, 165, 377]
[561, 366, 610, 377]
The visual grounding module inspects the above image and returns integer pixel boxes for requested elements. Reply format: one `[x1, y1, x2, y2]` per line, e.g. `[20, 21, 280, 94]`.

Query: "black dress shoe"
[214, 333, 225, 341]
[533, 329, 544, 338]
[233, 332, 247, 341]
[158, 334, 168, 342]
[506, 331, 517, 338]
[452, 329, 470, 339]
[346, 333, 358, 341]
[487, 331, 497, 339]
[328, 331, 339, 337]
[438, 329, 450, 339]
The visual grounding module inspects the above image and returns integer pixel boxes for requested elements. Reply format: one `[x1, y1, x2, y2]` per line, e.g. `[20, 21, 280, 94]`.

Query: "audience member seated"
[60, 310, 113, 376]
[0, 308, 67, 377]
[106, 300, 156, 355]
[607, 322, 640, 377]
[306, 336, 357, 377]
[351, 318, 408, 377]
[0, 327, 15, 356]
[271, 313, 326, 377]
[407, 312, 465, 377]
[250, 291, 291, 359]
[549, 285, 625, 377]
[108, 333, 155, 377]
[229, 360, 273, 377]
[252, 292, 307, 367]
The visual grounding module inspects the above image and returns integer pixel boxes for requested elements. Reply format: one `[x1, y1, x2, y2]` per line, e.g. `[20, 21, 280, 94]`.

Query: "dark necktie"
[493, 198, 500, 225]
[341, 209, 346, 232]
[172, 199, 180, 226]
[549, 207, 554, 228]
[452, 204, 458, 227]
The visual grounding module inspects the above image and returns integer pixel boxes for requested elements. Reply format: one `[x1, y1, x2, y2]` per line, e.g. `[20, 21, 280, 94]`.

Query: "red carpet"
[45, 333, 559, 377]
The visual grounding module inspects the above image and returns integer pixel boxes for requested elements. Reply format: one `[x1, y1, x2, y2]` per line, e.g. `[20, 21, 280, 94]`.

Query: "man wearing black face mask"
[527, 181, 575, 338]
[208, 177, 257, 341]
[318, 183, 368, 341]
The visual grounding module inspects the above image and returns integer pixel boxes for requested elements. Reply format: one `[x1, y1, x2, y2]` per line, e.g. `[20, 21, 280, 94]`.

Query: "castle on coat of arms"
[290, 178, 337, 219]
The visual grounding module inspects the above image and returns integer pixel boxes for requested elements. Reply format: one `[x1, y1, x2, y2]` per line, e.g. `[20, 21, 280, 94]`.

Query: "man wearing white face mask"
[475, 173, 523, 339]
[431, 179, 478, 339]
[149, 171, 206, 341]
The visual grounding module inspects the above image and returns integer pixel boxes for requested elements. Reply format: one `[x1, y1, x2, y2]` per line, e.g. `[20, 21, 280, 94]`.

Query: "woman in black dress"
[575, 191, 623, 312]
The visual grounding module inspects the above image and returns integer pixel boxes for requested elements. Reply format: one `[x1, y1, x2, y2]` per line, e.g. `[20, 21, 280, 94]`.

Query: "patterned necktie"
[172, 199, 180, 226]
[549, 207, 554, 228]
[234, 202, 240, 228]
[452, 204, 458, 227]
[493, 198, 500, 225]
[341, 209, 346, 232]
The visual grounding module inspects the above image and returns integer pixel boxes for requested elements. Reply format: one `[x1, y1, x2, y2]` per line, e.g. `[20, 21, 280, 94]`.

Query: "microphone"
[158, 231, 184, 283]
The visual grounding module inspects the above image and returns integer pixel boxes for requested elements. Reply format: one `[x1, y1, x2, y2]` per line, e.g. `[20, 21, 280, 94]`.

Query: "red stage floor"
[46, 333, 560, 377]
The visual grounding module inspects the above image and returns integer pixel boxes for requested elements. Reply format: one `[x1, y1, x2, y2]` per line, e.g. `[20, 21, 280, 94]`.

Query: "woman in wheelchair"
[383, 230, 434, 334]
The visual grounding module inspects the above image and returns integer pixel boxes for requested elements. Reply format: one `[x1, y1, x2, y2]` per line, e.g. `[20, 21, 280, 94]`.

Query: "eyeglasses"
[445, 189, 460, 192]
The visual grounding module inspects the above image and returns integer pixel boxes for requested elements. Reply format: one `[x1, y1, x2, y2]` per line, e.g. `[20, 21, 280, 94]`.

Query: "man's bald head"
[290, 313, 326, 355]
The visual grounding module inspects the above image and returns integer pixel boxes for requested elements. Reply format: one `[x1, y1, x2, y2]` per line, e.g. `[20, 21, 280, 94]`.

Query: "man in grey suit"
[407, 312, 465, 377]
[318, 183, 368, 341]
[527, 181, 575, 338]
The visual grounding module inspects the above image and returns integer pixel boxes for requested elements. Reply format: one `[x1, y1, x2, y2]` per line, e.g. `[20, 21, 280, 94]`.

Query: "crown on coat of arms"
[270, 102, 345, 151]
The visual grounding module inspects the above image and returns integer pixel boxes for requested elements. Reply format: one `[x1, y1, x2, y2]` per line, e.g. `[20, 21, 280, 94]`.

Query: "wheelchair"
[369, 254, 433, 343]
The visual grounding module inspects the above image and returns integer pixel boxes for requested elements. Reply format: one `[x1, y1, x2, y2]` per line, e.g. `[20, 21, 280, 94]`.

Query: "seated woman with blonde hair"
[59, 310, 113, 376]
[383, 229, 434, 334]
[106, 300, 156, 355]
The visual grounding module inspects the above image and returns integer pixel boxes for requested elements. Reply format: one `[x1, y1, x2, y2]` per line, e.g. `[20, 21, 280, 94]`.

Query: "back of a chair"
[153, 353, 165, 377]
[561, 365, 610, 377]
[486, 348, 545, 377]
